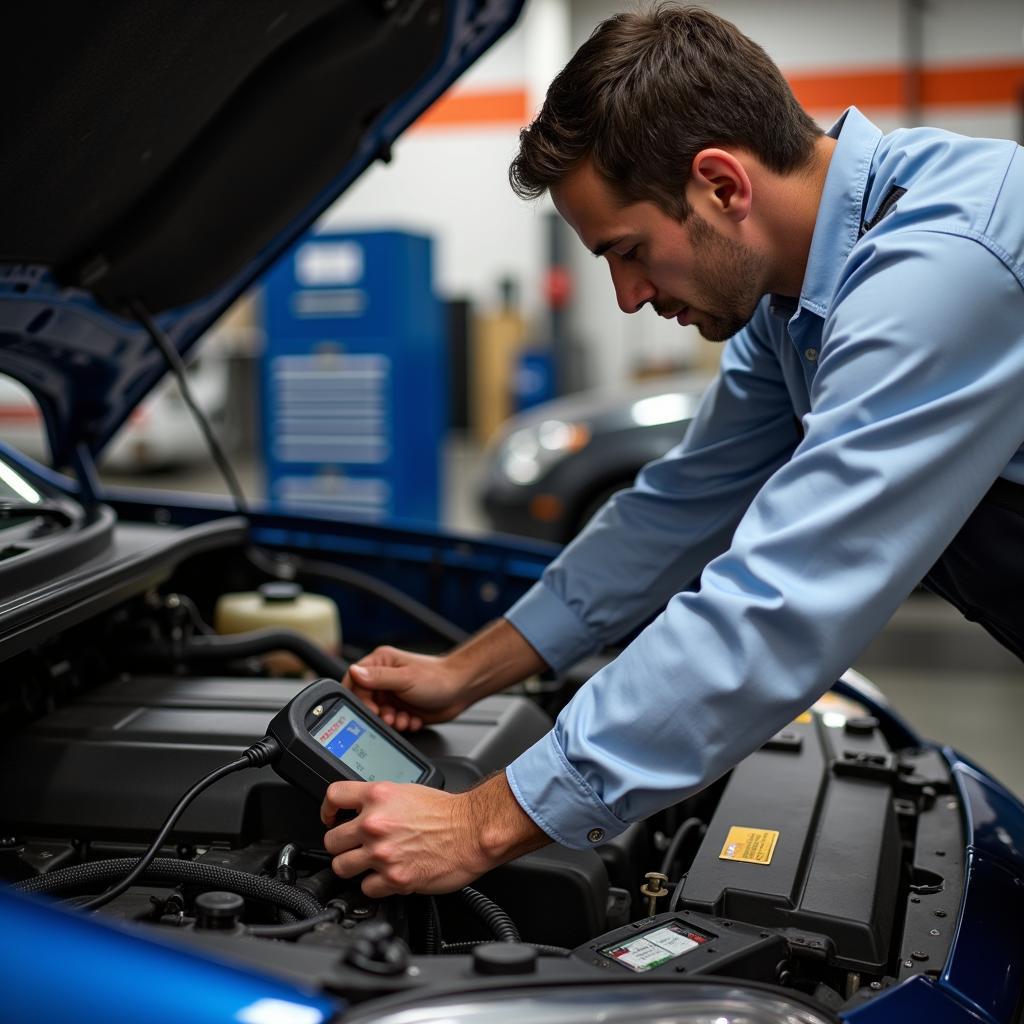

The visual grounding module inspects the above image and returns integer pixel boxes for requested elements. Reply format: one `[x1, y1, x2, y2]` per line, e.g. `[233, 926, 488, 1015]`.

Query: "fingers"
[320, 781, 367, 826]
[349, 662, 413, 692]
[329, 848, 375, 879]
[391, 710, 421, 731]
[361, 872, 404, 900]
[348, 681, 380, 715]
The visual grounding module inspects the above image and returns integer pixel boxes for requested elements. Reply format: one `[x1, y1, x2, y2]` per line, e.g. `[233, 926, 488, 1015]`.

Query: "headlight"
[347, 983, 836, 1024]
[630, 392, 699, 427]
[498, 419, 590, 485]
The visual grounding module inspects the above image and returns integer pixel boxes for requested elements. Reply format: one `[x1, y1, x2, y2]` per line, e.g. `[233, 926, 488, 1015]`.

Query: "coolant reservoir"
[214, 582, 341, 675]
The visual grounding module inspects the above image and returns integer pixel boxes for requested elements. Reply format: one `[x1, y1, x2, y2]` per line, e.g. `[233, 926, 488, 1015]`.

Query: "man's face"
[551, 160, 768, 342]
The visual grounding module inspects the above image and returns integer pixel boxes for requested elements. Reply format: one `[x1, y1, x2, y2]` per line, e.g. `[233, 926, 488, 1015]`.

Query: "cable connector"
[244, 736, 282, 769]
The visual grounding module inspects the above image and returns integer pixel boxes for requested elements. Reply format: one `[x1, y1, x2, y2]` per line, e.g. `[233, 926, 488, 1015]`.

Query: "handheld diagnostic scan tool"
[267, 678, 444, 800]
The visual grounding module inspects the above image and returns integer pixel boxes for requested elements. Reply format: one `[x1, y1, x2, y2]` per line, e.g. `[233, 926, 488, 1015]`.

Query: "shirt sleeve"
[504, 305, 802, 673]
[508, 229, 1024, 850]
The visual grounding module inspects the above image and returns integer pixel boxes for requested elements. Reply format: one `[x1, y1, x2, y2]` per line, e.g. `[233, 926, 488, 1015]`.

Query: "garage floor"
[100, 437, 1024, 799]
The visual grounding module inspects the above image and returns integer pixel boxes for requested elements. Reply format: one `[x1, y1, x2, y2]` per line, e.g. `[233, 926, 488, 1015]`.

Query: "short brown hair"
[509, 4, 822, 218]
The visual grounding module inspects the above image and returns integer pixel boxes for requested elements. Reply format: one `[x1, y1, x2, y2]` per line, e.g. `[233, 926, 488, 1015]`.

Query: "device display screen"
[599, 921, 710, 972]
[312, 702, 423, 783]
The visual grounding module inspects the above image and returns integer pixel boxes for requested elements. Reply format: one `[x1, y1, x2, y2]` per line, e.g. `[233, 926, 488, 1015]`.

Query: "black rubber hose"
[458, 886, 520, 942]
[659, 817, 705, 880]
[276, 843, 300, 886]
[15, 858, 324, 920]
[178, 629, 349, 681]
[248, 547, 468, 646]
[440, 940, 572, 957]
[247, 905, 341, 939]
[424, 896, 442, 954]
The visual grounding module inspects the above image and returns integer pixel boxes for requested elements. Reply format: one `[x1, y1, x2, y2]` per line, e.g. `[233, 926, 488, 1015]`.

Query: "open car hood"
[0, 0, 524, 470]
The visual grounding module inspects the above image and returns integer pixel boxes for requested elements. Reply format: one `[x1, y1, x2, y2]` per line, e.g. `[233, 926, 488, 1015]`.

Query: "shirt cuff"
[505, 731, 628, 850]
[504, 581, 600, 673]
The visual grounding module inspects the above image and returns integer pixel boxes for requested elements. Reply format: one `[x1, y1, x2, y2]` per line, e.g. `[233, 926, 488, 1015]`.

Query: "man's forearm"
[445, 617, 548, 701]
[462, 770, 551, 866]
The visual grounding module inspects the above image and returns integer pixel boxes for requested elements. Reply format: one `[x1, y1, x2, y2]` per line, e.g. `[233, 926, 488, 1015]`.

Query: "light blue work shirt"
[503, 107, 1024, 849]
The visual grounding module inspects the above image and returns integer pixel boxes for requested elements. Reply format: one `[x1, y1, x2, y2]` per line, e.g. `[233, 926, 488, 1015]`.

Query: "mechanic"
[320, 4, 1024, 897]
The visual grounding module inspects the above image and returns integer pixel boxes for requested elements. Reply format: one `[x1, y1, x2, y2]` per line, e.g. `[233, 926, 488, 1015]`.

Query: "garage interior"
[2, 1, 1024, 1018]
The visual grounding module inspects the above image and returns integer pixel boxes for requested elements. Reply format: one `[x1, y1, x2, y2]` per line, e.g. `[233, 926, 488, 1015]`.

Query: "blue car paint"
[841, 752, 1024, 1024]
[0, 886, 340, 1024]
[940, 759, 1024, 1024]
[841, 974, 990, 1024]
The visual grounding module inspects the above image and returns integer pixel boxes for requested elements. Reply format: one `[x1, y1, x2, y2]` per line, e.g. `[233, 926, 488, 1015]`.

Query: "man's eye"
[619, 246, 639, 263]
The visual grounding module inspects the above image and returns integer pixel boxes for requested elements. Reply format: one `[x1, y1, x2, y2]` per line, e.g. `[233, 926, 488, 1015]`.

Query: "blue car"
[1, 5, 1022, 1023]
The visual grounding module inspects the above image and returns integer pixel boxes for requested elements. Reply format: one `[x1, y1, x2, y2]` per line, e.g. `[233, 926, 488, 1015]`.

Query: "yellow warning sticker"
[719, 826, 779, 865]
[793, 712, 813, 725]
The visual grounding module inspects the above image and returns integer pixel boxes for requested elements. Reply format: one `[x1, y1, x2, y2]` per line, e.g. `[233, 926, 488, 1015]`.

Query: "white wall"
[317, 0, 1024, 390]
[567, 0, 1024, 385]
[317, 7, 558, 319]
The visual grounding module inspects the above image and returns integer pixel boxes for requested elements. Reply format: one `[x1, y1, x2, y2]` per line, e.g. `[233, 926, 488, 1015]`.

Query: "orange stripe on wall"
[414, 87, 529, 130]
[789, 61, 1024, 111]
[412, 61, 1024, 131]
[788, 69, 904, 110]
[921, 61, 1024, 106]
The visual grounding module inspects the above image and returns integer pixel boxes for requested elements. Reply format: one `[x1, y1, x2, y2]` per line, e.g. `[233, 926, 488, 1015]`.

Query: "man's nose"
[609, 262, 655, 314]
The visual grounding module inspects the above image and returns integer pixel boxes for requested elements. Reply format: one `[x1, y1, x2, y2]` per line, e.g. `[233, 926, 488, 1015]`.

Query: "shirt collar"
[775, 106, 883, 322]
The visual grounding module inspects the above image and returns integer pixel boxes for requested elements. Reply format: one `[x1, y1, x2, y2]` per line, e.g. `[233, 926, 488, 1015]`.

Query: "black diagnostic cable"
[70, 736, 281, 912]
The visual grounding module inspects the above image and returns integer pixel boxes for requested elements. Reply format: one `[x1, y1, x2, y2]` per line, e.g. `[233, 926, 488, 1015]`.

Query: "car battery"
[676, 711, 901, 973]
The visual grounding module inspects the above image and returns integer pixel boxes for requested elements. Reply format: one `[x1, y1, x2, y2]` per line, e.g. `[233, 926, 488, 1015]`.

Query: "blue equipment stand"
[261, 230, 446, 525]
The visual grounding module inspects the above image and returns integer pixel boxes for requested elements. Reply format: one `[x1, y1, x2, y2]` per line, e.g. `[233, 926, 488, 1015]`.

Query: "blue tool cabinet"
[261, 230, 445, 525]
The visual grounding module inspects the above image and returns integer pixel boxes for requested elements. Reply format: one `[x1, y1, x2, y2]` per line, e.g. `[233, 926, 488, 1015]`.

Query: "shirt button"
[804, 347, 818, 362]
[587, 828, 605, 844]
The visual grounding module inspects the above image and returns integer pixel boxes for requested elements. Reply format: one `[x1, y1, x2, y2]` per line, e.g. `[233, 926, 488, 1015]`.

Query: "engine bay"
[0, 513, 966, 1017]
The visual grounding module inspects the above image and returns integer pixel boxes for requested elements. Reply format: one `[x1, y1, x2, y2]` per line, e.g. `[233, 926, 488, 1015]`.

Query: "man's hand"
[320, 772, 551, 897]
[343, 647, 469, 732]
[343, 619, 549, 732]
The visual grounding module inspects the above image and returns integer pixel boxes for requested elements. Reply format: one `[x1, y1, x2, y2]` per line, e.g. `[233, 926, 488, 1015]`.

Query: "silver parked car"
[480, 374, 710, 543]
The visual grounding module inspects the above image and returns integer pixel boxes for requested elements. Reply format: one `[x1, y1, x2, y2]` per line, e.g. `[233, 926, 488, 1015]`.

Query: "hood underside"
[0, 0, 524, 468]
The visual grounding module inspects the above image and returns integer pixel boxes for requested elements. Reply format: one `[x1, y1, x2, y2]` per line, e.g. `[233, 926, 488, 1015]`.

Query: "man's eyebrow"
[591, 235, 626, 257]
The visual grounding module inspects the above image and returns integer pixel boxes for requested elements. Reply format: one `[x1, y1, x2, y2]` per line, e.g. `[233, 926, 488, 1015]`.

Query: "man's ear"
[688, 149, 752, 223]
